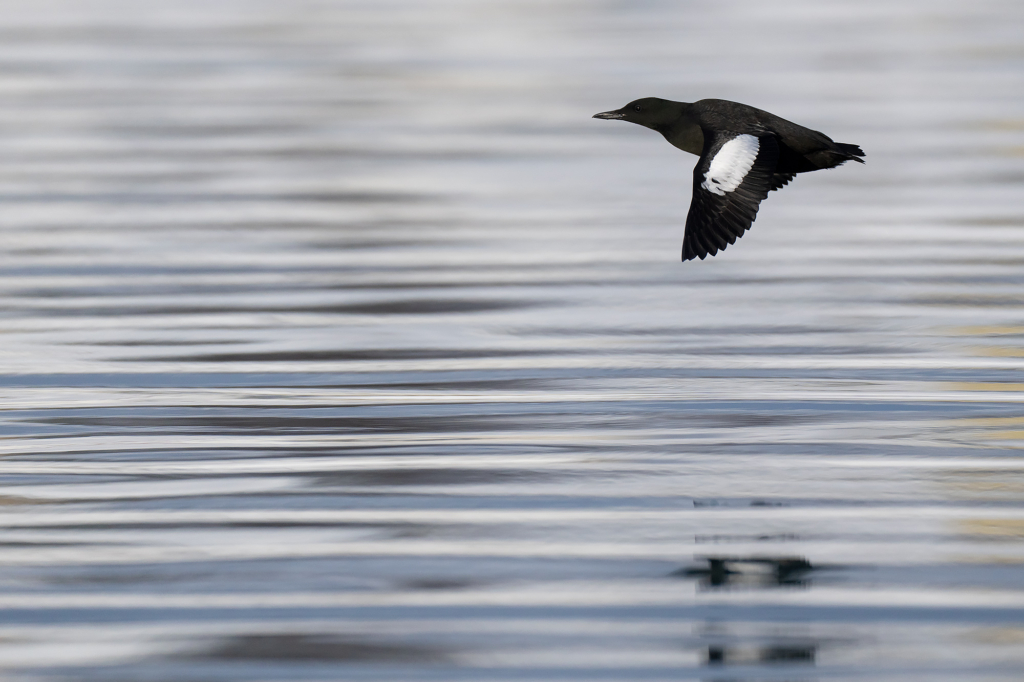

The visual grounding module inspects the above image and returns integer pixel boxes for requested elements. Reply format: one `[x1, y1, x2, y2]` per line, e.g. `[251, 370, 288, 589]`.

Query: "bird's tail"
[834, 142, 865, 164]
[810, 142, 865, 169]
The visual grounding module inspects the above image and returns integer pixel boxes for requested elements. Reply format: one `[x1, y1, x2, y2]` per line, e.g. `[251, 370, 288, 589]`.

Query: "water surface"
[0, 0, 1023, 679]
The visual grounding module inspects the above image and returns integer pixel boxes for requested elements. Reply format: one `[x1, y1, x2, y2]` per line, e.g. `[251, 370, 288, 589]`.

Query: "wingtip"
[681, 247, 708, 262]
[682, 242, 700, 262]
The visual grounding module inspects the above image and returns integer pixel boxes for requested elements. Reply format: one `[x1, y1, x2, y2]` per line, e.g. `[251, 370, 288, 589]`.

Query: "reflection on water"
[0, 0, 1022, 679]
[195, 633, 449, 664]
[680, 557, 816, 588]
[706, 641, 817, 666]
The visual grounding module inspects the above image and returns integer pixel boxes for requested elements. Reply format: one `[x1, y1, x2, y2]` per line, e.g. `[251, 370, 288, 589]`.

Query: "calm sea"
[0, 0, 1022, 679]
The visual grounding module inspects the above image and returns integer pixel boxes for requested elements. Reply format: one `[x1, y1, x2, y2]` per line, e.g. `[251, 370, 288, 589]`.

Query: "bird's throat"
[663, 120, 704, 156]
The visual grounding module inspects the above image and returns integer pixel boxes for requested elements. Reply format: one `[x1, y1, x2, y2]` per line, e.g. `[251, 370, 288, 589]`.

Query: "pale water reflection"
[0, 0, 1022, 679]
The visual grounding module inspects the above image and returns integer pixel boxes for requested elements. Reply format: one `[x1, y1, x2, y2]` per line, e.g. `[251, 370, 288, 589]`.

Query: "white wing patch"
[701, 134, 759, 196]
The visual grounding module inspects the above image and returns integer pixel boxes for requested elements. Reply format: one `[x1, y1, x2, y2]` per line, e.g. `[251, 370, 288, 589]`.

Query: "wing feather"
[682, 132, 780, 261]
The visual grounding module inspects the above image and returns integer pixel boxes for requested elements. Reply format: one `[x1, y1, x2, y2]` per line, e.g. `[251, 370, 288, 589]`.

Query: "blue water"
[0, 0, 1022, 679]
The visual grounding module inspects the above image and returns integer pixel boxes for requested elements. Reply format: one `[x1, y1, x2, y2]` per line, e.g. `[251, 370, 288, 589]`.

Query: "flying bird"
[594, 98, 864, 261]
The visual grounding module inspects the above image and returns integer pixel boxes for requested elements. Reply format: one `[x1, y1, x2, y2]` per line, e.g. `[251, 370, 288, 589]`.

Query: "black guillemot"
[594, 98, 864, 261]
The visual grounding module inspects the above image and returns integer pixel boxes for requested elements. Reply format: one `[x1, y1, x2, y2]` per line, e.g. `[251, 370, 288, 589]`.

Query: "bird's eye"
[634, 105, 642, 112]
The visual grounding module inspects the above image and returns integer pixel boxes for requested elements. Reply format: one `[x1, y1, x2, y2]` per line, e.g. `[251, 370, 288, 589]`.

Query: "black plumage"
[594, 98, 864, 261]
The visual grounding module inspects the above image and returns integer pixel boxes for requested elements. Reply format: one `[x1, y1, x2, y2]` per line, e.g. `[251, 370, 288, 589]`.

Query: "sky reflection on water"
[0, 0, 1022, 679]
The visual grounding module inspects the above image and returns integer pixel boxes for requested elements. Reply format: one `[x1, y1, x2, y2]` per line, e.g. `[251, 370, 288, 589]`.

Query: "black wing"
[682, 132, 780, 261]
[770, 172, 796, 191]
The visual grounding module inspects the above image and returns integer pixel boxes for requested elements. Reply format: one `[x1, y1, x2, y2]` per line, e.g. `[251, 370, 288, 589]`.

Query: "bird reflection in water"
[677, 556, 815, 588]
[706, 641, 817, 666]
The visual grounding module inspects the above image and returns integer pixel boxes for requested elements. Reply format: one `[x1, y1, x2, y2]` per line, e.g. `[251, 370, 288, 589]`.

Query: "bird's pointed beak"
[593, 110, 626, 120]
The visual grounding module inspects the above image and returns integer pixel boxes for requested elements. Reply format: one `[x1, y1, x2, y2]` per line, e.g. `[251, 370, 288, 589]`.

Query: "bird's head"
[593, 97, 684, 131]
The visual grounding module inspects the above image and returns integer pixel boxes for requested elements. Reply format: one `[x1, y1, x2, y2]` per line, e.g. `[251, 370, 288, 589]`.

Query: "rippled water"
[0, 0, 1023, 679]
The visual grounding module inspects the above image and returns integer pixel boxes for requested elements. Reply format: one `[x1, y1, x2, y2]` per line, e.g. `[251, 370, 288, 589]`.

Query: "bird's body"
[594, 98, 864, 261]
